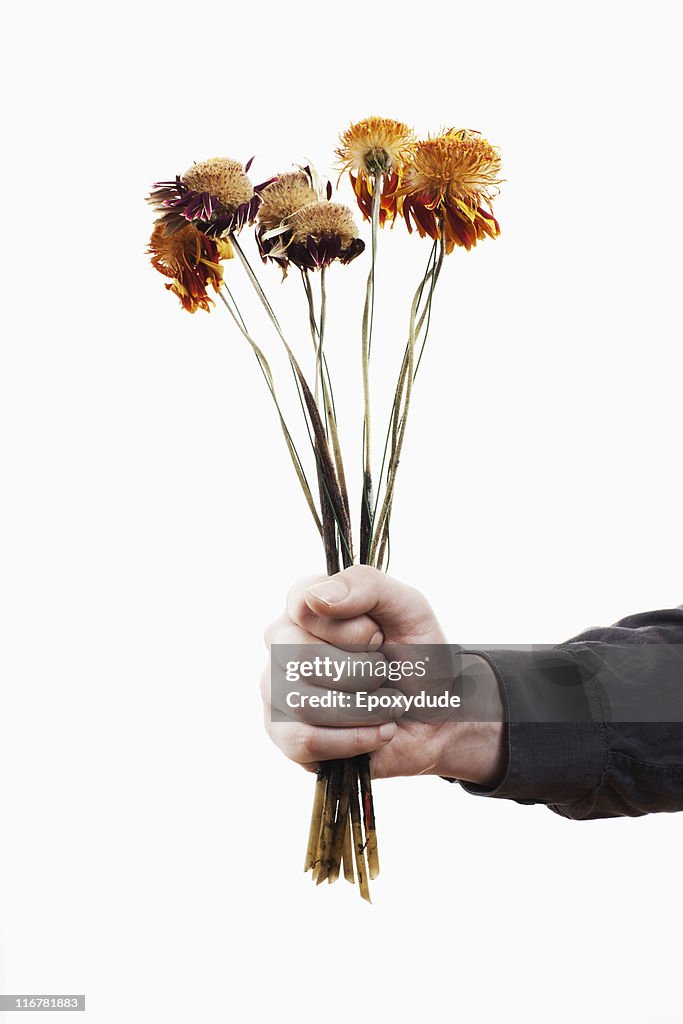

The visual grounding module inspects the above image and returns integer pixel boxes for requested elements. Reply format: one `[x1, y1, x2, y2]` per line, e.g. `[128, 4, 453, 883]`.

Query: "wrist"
[435, 720, 507, 786]
[432, 654, 507, 786]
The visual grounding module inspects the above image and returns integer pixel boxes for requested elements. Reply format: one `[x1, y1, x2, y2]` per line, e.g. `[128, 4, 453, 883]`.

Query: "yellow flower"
[336, 116, 415, 226]
[396, 128, 502, 252]
[148, 222, 232, 313]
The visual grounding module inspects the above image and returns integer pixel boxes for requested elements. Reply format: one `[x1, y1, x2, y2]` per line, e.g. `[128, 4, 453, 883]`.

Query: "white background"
[1, 1, 682, 1021]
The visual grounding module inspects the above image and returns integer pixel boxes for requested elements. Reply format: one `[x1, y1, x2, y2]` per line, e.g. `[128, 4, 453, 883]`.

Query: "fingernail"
[379, 722, 396, 741]
[368, 630, 384, 651]
[306, 579, 348, 606]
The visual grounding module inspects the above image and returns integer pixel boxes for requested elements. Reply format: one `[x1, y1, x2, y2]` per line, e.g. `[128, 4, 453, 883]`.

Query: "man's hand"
[262, 566, 507, 786]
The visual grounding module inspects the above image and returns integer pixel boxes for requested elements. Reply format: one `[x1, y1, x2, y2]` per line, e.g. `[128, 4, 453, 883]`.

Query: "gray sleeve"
[456, 607, 683, 819]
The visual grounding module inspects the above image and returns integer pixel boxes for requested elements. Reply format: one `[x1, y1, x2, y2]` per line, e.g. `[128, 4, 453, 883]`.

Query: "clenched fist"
[262, 565, 506, 786]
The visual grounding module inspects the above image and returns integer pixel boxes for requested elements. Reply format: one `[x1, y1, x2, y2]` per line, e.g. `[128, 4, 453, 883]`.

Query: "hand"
[262, 565, 507, 786]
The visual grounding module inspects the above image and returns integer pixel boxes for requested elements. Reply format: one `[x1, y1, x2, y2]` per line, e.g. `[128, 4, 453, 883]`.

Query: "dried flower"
[257, 171, 318, 233]
[256, 170, 319, 272]
[278, 200, 365, 272]
[148, 221, 232, 313]
[336, 116, 415, 225]
[396, 129, 502, 252]
[182, 157, 254, 208]
[147, 156, 271, 239]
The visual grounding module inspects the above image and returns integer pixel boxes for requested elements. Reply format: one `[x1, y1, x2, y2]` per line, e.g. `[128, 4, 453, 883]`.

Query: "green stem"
[218, 288, 322, 535]
[370, 236, 446, 567]
[359, 171, 382, 564]
[319, 266, 328, 410]
[301, 270, 338, 420]
[361, 172, 381, 476]
[301, 272, 352, 535]
[367, 240, 441, 560]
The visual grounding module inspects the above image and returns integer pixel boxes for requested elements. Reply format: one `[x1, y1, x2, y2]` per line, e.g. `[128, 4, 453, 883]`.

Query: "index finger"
[286, 575, 384, 651]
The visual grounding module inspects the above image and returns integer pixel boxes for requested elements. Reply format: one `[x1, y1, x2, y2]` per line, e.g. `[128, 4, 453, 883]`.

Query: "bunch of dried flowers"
[146, 118, 502, 900]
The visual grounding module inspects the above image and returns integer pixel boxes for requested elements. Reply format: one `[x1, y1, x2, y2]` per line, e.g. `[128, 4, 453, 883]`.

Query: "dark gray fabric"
[456, 606, 683, 819]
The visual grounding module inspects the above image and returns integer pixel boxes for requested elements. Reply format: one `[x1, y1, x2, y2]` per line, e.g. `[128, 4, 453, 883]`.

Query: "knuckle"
[285, 583, 305, 620]
[407, 583, 431, 613]
[294, 728, 317, 761]
[344, 564, 383, 586]
[349, 726, 366, 751]
[288, 700, 309, 724]
[287, 574, 325, 620]
[345, 616, 381, 648]
[283, 639, 315, 667]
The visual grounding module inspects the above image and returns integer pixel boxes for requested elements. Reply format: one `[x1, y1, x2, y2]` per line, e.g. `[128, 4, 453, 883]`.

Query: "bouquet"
[146, 117, 502, 900]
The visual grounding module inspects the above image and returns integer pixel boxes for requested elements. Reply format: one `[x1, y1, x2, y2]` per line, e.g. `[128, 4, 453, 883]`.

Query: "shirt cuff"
[456, 647, 607, 807]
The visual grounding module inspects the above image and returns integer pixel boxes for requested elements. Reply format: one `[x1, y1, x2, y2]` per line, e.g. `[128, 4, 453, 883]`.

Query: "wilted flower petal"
[256, 168, 364, 275]
[148, 222, 232, 313]
[396, 129, 502, 252]
[256, 170, 319, 274]
[147, 157, 272, 239]
[336, 116, 415, 226]
[285, 200, 365, 271]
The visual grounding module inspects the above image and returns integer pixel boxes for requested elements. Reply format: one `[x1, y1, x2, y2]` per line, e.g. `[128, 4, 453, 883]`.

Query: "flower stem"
[218, 287, 322, 535]
[229, 233, 351, 557]
[229, 233, 371, 897]
[368, 241, 438, 557]
[348, 762, 371, 903]
[360, 171, 382, 563]
[342, 814, 354, 883]
[305, 767, 327, 873]
[301, 271, 352, 535]
[319, 266, 327, 403]
[370, 236, 445, 567]
[327, 758, 352, 884]
[358, 755, 379, 879]
[230, 234, 288, 347]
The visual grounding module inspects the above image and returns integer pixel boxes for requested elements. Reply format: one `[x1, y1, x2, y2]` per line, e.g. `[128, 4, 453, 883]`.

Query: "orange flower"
[148, 222, 232, 313]
[336, 116, 415, 226]
[396, 129, 502, 252]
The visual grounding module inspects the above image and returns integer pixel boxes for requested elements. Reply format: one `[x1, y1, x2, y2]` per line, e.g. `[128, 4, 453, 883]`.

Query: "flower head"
[257, 171, 318, 233]
[261, 197, 364, 273]
[256, 170, 320, 273]
[148, 221, 232, 313]
[397, 129, 502, 252]
[286, 200, 365, 271]
[336, 116, 415, 226]
[147, 156, 271, 239]
[256, 167, 364, 275]
[181, 157, 254, 209]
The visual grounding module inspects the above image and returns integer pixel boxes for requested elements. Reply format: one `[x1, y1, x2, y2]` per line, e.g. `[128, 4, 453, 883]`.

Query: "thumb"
[304, 565, 433, 632]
